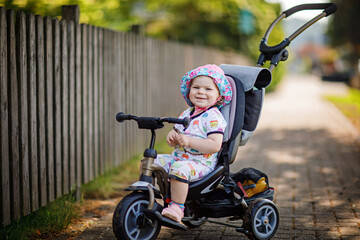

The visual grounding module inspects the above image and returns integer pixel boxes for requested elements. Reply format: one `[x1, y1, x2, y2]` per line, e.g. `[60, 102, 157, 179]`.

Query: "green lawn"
[325, 88, 360, 132]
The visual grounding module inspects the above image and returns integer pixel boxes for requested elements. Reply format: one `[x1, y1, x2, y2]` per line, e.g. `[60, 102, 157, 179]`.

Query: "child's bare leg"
[161, 178, 188, 222]
[170, 179, 188, 204]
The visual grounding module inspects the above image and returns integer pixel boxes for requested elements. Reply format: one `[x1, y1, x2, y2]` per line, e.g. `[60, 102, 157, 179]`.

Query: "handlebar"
[257, 3, 337, 71]
[116, 112, 190, 130]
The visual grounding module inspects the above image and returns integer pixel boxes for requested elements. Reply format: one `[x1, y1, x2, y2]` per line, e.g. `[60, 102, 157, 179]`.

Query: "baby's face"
[189, 76, 220, 109]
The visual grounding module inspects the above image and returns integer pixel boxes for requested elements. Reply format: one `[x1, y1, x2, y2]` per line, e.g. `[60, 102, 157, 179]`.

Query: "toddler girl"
[154, 64, 232, 222]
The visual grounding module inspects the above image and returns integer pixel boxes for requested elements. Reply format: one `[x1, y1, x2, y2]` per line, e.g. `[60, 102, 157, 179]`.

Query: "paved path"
[75, 74, 360, 239]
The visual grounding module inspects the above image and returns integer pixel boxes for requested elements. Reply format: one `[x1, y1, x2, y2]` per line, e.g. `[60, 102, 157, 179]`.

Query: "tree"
[0, 0, 284, 60]
[329, 0, 360, 88]
[142, 0, 284, 61]
[0, 0, 286, 89]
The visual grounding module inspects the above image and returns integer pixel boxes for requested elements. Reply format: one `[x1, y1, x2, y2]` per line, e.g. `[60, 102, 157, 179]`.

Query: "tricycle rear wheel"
[243, 199, 279, 240]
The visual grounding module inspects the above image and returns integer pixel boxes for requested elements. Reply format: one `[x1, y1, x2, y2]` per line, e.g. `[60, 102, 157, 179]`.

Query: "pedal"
[181, 217, 192, 222]
[236, 227, 249, 234]
[143, 209, 187, 231]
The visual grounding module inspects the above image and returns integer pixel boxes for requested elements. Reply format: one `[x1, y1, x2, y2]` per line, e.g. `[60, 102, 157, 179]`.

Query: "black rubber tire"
[243, 199, 279, 240]
[112, 192, 161, 240]
[183, 217, 207, 228]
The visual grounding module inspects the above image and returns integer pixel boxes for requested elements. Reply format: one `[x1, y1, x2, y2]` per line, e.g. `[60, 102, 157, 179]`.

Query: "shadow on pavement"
[231, 127, 360, 239]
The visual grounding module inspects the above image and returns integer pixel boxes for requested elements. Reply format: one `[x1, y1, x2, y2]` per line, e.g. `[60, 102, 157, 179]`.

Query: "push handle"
[283, 3, 337, 18]
[257, 3, 337, 70]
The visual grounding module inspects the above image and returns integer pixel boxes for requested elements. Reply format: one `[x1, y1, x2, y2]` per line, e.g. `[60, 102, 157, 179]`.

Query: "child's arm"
[175, 133, 223, 154]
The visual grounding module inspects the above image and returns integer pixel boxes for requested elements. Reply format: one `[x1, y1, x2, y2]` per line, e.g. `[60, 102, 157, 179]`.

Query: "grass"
[325, 88, 360, 132]
[81, 154, 142, 199]
[82, 135, 173, 199]
[0, 190, 80, 240]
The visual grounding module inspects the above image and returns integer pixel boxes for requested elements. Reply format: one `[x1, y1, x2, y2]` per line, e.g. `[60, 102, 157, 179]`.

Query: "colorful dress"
[154, 107, 227, 183]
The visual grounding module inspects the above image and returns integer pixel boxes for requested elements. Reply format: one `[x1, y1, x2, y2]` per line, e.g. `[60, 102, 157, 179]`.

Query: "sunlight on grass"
[82, 136, 173, 199]
[325, 88, 360, 131]
[0, 190, 80, 239]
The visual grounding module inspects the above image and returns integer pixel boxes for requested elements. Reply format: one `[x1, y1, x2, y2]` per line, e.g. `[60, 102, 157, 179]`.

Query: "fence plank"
[119, 32, 126, 165]
[44, 16, 54, 202]
[16, 11, 30, 217]
[75, 23, 82, 189]
[36, 15, 47, 207]
[27, 13, 39, 212]
[102, 29, 108, 172]
[68, 21, 76, 190]
[98, 28, 104, 175]
[7, 9, 21, 221]
[87, 25, 94, 180]
[93, 26, 99, 176]
[53, 18, 62, 198]
[60, 19, 69, 195]
[109, 31, 114, 168]
[115, 31, 120, 166]
[0, 7, 11, 227]
[81, 24, 88, 183]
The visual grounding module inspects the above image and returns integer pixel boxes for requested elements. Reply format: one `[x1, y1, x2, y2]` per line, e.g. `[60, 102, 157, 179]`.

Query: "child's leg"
[161, 179, 187, 222]
[153, 154, 174, 173]
[170, 179, 188, 206]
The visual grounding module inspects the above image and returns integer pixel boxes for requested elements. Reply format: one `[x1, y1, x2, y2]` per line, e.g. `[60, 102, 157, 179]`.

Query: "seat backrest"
[219, 65, 272, 164]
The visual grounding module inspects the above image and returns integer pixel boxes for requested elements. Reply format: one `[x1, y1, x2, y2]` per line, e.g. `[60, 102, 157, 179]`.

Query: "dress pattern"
[154, 107, 227, 183]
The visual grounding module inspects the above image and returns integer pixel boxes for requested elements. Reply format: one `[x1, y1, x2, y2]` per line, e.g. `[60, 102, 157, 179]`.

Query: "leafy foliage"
[0, 0, 285, 61]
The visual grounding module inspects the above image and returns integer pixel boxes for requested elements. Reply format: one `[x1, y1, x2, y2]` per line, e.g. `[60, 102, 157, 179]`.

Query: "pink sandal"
[161, 203, 184, 223]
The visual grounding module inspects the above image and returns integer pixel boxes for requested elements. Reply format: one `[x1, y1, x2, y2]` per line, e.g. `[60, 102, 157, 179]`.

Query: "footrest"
[144, 209, 187, 231]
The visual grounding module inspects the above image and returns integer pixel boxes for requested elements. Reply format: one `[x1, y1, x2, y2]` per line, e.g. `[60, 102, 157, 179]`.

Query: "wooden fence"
[0, 6, 249, 227]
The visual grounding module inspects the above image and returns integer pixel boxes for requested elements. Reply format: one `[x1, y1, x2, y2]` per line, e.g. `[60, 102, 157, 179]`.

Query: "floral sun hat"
[180, 64, 232, 109]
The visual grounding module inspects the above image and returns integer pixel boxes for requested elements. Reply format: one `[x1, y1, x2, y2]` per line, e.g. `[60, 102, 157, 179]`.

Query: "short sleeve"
[174, 108, 192, 131]
[204, 108, 227, 135]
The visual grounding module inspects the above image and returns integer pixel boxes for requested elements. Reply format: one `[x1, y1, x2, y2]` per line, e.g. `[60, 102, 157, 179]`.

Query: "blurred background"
[0, 1, 359, 238]
[1, 0, 359, 89]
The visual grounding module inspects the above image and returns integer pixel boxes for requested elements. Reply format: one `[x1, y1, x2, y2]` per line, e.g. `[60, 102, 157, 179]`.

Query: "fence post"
[62, 5, 79, 23]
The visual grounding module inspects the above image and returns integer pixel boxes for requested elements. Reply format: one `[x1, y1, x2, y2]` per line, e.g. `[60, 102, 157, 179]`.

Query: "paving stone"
[317, 230, 341, 239]
[338, 226, 360, 236]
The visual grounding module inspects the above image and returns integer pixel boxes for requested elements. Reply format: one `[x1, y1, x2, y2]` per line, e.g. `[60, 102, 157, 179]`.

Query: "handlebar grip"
[116, 112, 133, 122]
[163, 117, 190, 128]
[324, 4, 337, 17]
[283, 3, 337, 18]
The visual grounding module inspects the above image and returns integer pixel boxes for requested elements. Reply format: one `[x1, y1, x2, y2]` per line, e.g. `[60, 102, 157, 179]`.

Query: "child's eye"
[206, 88, 213, 91]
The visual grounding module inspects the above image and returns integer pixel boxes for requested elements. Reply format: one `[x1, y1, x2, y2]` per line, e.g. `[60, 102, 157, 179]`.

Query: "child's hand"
[166, 129, 178, 147]
[175, 134, 190, 148]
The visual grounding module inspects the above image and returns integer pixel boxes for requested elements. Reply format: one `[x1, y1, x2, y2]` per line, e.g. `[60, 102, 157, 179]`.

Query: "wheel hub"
[136, 214, 144, 227]
[262, 216, 269, 225]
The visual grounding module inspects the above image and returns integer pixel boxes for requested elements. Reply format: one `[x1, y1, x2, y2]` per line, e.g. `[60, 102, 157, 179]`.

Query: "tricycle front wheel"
[112, 192, 162, 240]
